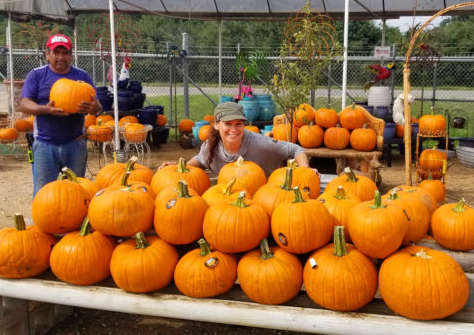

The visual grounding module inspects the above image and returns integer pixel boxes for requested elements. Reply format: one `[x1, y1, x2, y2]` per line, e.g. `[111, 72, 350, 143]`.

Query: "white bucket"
[367, 86, 391, 107]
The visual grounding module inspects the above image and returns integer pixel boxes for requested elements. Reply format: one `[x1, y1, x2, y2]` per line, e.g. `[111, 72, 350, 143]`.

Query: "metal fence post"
[432, 60, 438, 108]
[327, 62, 332, 106]
[391, 43, 396, 104]
[218, 20, 223, 102]
[182, 32, 189, 118]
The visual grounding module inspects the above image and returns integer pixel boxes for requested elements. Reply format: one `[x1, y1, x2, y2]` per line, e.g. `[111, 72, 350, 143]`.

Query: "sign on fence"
[374, 46, 391, 59]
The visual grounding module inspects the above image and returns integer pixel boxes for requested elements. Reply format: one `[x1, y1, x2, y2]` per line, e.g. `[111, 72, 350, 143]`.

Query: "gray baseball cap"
[214, 102, 248, 122]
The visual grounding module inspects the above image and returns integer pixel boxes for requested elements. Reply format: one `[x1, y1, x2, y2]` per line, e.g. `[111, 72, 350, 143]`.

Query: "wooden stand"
[415, 131, 448, 184]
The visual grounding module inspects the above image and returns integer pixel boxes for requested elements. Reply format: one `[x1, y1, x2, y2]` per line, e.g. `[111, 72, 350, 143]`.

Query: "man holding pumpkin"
[20, 33, 102, 196]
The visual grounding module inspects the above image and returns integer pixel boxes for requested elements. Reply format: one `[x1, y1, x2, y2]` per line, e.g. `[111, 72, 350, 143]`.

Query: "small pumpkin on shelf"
[323, 124, 350, 150]
[314, 107, 338, 128]
[349, 123, 376, 152]
[339, 103, 367, 130]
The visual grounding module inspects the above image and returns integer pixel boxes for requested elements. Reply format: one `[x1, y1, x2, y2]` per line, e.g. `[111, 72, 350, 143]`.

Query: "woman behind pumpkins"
[159, 102, 310, 175]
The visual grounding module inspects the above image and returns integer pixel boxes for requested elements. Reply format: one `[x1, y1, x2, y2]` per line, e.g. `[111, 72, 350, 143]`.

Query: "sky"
[384, 16, 449, 32]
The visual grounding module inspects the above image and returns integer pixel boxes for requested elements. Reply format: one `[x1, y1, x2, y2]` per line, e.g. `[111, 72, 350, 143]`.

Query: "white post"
[182, 32, 189, 118]
[7, 13, 15, 123]
[218, 20, 222, 101]
[108, 0, 120, 152]
[341, 0, 350, 109]
[73, 20, 78, 67]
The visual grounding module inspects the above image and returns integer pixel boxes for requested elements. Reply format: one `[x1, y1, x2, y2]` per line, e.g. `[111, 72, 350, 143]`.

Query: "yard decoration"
[124, 123, 147, 143]
[304, 226, 377, 311]
[431, 199, 474, 251]
[202, 177, 249, 206]
[217, 156, 266, 196]
[325, 167, 377, 201]
[382, 189, 430, 245]
[198, 124, 212, 142]
[419, 146, 447, 172]
[348, 191, 409, 259]
[95, 156, 153, 189]
[178, 119, 195, 133]
[317, 186, 361, 241]
[0, 127, 18, 142]
[174, 238, 237, 298]
[314, 107, 338, 128]
[298, 123, 324, 148]
[0, 214, 53, 278]
[50, 217, 115, 285]
[237, 238, 302, 305]
[379, 246, 468, 320]
[88, 172, 154, 237]
[267, 159, 320, 198]
[151, 157, 210, 196]
[419, 175, 445, 203]
[339, 104, 367, 130]
[418, 112, 446, 136]
[323, 125, 350, 150]
[110, 233, 178, 293]
[203, 192, 269, 254]
[388, 185, 437, 213]
[84, 114, 96, 129]
[271, 187, 333, 254]
[14, 118, 33, 132]
[154, 180, 208, 245]
[156, 114, 167, 126]
[349, 124, 377, 152]
[49, 78, 96, 114]
[32, 167, 90, 234]
[254, 166, 309, 216]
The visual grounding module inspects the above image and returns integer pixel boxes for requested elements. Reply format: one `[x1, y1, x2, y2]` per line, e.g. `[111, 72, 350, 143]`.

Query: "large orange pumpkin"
[202, 177, 249, 206]
[431, 199, 474, 251]
[350, 124, 376, 151]
[419, 177, 445, 204]
[271, 187, 333, 254]
[174, 238, 237, 298]
[217, 156, 266, 196]
[348, 191, 409, 259]
[14, 118, 33, 132]
[86, 123, 112, 142]
[124, 123, 147, 143]
[32, 168, 90, 234]
[203, 192, 270, 254]
[49, 217, 115, 285]
[298, 123, 324, 148]
[325, 167, 377, 201]
[0, 127, 18, 142]
[154, 180, 208, 245]
[339, 104, 367, 130]
[110, 233, 178, 293]
[388, 185, 437, 214]
[60, 167, 99, 200]
[95, 156, 153, 189]
[304, 226, 377, 311]
[272, 122, 298, 143]
[96, 114, 113, 125]
[179, 119, 195, 133]
[237, 238, 303, 305]
[323, 125, 350, 150]
[151, 157, 210, 196]
[418, 114, 446, 135]
[119, 115, 139, 126]
[314, 107, 338, 128]
[50, 78, 96, 114]
[379, 246, 469, 320]
[0, 214, 54, 278]
[419, 147, 447, 172]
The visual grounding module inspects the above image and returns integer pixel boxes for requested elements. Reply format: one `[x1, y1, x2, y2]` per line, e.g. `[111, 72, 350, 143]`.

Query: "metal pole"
[390, 44, 396, 104]
[7, 13, 15, 122]
[341, 0, 349, 109]
[73, 20, 78, 67]
[182, 32, 189, 118]
[381, 19, 386, 47]
[167, 42, 173, 123]
[92, 54, 96, 84]
[218, 20, 223, 101]
[432, 61, 438, 108]
[327, 63, 332, 106]
[108, 0, 120, 152]
[102, 59, 106, 86]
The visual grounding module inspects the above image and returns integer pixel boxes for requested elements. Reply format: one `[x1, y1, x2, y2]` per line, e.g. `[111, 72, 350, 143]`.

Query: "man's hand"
[45, 101, 67, 116]
[77, 95, 102, 115]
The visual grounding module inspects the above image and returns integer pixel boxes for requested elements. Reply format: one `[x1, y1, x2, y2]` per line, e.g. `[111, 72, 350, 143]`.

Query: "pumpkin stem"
[259, 238, 274, 260]
[59, 167, 78, 182]
[281, 167, 293, 191]
[333, 226, 348, 257]
[125, 156, 138, 171]
[232, 191, 249, 208]
[14, 213, 26, 231]
[414, 249, 432, 259]
[197, 238, 212, 257]
[452, 198, 466, 213]
[78, 217, 91, 236]
[292, 187, 306, 203]
[222, 177, 237, 196]
[236, 156, 244, 166]
[178, 180, 191, 198]
[286, 158, 296, 169]
[120, 171, 131, 187]
[343, 167, 358, 183]
[334, 186, 347, 200]
[177, 157, 189, 173]
[388, 189, 399, 200]
[427, 173, 433, 180]
[370, 191, 386, 209]
[135, 232, 149, 249]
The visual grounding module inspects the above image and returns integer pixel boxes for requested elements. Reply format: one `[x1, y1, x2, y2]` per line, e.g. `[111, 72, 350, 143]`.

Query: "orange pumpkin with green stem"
[323, 125, 350, 150]
[95, 156, 153, 189]
[298, 123, 324, 148]
[49, 78, 96, 114]
[339, 103, 367, 130]
[202, 177, 249, 206]
[217, 156, 266, 196]
[325, 167, 377, 201]
[314, 107, 338, 128]
[349, 124, 376, 151]
[419, 174, 445, 203]
[304, 226, 377, 311]
[174, 238, 237, 298]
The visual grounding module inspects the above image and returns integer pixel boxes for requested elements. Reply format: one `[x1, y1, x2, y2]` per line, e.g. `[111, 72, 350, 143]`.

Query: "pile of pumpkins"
[0, 116, 34, 143]
[268, 103, 378, 152]
[0, 156, 472, 321]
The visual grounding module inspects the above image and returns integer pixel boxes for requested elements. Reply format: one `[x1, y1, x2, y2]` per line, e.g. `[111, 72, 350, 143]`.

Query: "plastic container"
[219, 96, 234, 104]
[367, 86, 391, 107]
[238, 96, 259, 122]
[374, 106, 389, 120]
[141, 105, 164, 115]
[128, 80, 142, 93]
[117, 90, 132, 111]
[255, 95, 275, 121]
[384, 122, 396, 141]
[192, 120, 210, 141]
[137, 107, 157, 125]
[97, 90, 113, 111]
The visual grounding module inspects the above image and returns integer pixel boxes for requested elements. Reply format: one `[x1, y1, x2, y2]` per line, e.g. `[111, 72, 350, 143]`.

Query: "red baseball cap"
[46, 34, 72, 50]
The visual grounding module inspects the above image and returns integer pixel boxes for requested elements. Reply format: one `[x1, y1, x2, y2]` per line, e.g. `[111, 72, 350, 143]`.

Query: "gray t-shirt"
[193, 130, 305, 176]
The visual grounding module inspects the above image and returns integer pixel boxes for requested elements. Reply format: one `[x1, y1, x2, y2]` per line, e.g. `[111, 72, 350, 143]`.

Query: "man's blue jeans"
[32, 139, 87, 196]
